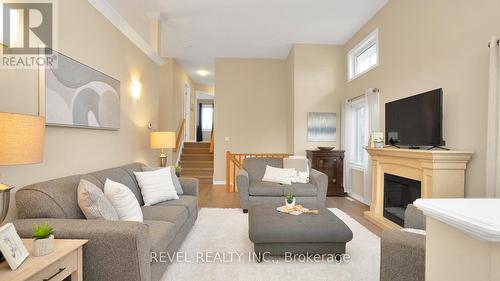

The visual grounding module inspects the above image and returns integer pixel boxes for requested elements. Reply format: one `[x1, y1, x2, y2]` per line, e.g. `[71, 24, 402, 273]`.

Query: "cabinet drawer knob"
[332, 179, 337, 184]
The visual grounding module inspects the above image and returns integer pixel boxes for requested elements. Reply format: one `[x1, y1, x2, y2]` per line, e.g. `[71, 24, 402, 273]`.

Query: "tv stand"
[427, 146, 450, 151]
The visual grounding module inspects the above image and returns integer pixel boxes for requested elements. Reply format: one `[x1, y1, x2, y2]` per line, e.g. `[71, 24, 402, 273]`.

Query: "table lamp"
[150, 131, 176, 167]
[0, 112, 45, 223]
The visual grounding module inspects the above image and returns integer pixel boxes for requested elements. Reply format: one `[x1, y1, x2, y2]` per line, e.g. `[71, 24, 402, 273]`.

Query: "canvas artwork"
[307, 112, 337, 142]
[41, 51, 120, 129]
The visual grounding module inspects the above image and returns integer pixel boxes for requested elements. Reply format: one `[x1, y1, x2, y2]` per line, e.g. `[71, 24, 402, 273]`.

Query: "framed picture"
[39, 50, 121, 130]
[0, 223, 29, 270]
[307, 112, 337, 142]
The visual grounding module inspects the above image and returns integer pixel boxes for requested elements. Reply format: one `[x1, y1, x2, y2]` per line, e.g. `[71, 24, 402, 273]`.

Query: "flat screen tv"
[385, 88, 445, 148]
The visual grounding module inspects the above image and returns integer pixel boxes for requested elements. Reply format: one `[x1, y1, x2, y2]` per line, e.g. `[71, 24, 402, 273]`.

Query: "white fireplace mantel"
[364, 147, 473, 230]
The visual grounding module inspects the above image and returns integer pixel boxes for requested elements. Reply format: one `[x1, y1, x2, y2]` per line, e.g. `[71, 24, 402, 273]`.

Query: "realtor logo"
[2, 2, 53, 54]
[1, 0, 57, 69]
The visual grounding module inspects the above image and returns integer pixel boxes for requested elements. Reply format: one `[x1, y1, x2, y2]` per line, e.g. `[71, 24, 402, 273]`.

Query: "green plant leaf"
[32, 222, 54, 240]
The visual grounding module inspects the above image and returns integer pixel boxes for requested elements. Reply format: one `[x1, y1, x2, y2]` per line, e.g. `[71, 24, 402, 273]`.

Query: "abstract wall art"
[39, 51, 120, 130]
[307, 112, 337, 142]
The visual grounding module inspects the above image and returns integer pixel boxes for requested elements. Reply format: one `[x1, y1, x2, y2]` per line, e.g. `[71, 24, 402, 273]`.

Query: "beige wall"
[291, 44, 345, 155]
[213, 59, 289, 181]
[158, 58, 196, 164]
[351, 169, 365, 200]
[0, 0, 160, 221]
[344, 0, 500, 197]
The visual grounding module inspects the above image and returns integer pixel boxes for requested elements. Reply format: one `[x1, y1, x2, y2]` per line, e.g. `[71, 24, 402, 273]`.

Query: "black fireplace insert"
[383, 173, 421, 227]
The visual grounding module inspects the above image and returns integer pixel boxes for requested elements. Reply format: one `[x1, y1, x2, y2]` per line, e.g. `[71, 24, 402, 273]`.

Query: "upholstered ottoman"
[248, 203, 353, 261]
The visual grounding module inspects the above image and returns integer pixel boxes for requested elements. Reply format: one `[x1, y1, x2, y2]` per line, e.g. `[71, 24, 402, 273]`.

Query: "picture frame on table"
[0, 223, 29, 270]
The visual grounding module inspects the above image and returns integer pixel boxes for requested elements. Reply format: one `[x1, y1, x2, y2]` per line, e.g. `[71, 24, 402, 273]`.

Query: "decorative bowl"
[318, 147, 335, 151]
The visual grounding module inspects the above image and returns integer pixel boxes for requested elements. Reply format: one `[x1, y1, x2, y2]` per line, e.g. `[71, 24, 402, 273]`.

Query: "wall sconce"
[131, 80, 142, 101]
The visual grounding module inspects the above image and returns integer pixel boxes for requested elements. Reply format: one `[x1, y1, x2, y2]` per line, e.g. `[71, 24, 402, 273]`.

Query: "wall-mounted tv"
[385, 88, 445, 148]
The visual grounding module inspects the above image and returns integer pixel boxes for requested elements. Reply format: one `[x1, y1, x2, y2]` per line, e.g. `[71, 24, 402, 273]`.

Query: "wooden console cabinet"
[306, 150, 345, 196]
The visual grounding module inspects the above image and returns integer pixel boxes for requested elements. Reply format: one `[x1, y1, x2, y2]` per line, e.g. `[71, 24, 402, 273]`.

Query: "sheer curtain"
[363, 88, 380, 204]
[487, 37, 500, 198]
[342, 100, 355, 194]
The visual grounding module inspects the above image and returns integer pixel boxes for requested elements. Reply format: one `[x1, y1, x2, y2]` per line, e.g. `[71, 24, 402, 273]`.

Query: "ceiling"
[106, 0, 388, 86]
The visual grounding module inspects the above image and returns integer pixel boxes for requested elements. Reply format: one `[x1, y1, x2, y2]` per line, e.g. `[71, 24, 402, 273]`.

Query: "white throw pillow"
[104, 179, 143, 222]
[262, 165, 296, 185]
[141, 166, 183, 195]
[291, 171, 310, 184]
[134, 167, 179, 206]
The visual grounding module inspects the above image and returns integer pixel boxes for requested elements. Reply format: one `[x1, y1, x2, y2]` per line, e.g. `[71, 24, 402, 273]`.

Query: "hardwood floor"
[199, 184, 383, 237]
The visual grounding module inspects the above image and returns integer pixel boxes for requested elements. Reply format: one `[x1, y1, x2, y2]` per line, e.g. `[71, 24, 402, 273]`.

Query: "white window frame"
[350, 98, 366, 170]
[348, 28, 379, 81]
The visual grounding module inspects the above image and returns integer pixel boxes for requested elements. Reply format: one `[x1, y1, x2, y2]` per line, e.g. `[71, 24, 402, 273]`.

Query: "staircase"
[179, 142, 214, 184]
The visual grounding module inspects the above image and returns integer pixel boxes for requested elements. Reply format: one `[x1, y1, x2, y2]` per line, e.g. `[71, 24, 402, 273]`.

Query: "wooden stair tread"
[179, 141, 214, 184]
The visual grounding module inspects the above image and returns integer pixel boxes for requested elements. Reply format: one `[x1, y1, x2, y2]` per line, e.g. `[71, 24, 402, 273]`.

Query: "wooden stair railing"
[174, 119, 186, 152]
[209, 130, 214, 153]
[225, 152, 291, 192]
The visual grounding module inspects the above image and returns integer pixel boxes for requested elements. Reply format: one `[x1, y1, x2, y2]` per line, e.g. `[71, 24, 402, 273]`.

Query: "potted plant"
[175, 164, 182, 177]
[32, 222, 54, 256]
[372, 132, 385, 148]
[285, 192, 296, 208]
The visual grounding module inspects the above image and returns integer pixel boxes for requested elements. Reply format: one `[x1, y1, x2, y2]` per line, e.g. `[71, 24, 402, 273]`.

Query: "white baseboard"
[213, 180, 226, 185]
[348, 193, 370, 205]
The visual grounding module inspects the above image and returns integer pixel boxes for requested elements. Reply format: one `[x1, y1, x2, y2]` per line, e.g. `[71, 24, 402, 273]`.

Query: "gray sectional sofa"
[380, 204, 426, 281]
[237, 158, 328, 212]
[13, 163, 198, 281]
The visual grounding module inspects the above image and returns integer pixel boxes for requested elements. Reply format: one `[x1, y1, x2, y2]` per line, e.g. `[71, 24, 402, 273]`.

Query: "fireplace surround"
[364, 147, 473, 230]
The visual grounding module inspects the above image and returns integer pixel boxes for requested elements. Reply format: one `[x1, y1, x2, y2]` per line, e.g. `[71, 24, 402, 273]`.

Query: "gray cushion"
[77, 179, 119, 220]
[249, 203, 353, 244]
[141, 166, 183, 195]
[249, 181, 284, 196]
[283, 183, 317, 197]
[404, 204, 426, 230]
[144, 220, 176, 253]
[283, 158, 309, 172]
[156, 195, 197, 216]
[243, 158, 283, 182]
[141, 205, 188, 233]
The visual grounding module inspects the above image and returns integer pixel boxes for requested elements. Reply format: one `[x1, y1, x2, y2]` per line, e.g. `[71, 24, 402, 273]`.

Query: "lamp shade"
[150, 131, 176, 149]
[0, 113, 45, 165]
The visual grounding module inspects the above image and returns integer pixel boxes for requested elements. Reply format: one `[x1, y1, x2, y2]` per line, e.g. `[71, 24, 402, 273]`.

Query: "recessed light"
[183, 44, 192, 49]
[196, 70, 210, 77]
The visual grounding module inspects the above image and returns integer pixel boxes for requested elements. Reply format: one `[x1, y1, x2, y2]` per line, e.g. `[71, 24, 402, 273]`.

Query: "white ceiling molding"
[87, 0, 165, 66]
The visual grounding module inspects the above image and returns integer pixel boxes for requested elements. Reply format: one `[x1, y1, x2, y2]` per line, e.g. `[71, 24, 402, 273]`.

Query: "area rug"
[162, 208, 380, 281]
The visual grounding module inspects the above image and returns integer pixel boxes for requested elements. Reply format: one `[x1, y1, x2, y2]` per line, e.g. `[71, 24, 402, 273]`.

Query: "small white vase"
[33, 235, 54, 256]
[285, 198, 296, 208]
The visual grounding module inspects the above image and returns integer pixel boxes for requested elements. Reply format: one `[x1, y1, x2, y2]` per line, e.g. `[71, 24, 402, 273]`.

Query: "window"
[201, 104, 213, 131]
[352, 99, 366, 167]
[348, 29, 379, 81]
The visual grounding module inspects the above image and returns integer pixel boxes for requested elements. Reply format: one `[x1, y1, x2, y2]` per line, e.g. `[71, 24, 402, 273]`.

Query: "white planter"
[33, 235, 54, 256]
[374, 142, 384, 148]
[285, 198, 296, 208]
